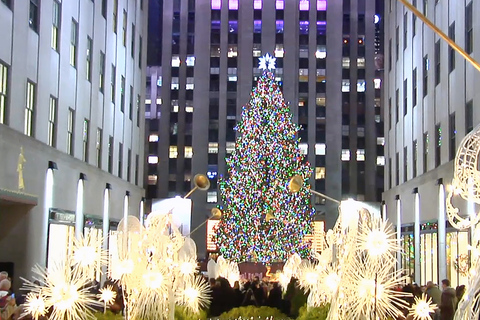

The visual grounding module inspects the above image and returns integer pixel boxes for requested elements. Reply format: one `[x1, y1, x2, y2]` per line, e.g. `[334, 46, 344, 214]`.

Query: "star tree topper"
[258, 53, 276, 71]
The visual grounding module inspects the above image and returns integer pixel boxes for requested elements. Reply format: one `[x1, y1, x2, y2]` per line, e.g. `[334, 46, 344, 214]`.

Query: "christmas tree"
[213, 54, 315, 264]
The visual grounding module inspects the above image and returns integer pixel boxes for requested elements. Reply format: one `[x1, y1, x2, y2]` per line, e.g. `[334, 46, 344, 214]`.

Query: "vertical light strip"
[75, 178, 85, 239]
[42, 168, 54, 265]
[381, 201, 387, 220]
[414, 190, 421, 285]
[438, 182, 447, 283]
[123, 192, 129, 222]
[139, 198, 145, 226]
[102, 188, 110, 250]
[396, 195, 402, 272]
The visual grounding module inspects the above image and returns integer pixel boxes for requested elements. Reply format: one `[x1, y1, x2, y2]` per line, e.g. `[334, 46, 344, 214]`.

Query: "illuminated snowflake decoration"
[72, 230, 107, 278]
[408, 293, 437, 320]
[258, 53, 276, 70]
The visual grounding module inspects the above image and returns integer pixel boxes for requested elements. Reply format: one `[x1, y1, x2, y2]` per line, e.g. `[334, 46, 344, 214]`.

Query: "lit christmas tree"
[213, 54, 315, 264]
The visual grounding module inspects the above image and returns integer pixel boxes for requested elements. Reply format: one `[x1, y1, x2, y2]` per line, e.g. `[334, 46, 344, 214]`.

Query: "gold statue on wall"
[17, 146, 26, 191]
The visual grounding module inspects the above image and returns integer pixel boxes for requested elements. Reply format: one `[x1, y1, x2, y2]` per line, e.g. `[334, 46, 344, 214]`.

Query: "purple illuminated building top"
[253, 0, 262, 10]
[229, 0, 238, 10]
[211, 0, 221, 10]
[318, 0, 327, 11]
[276, 0, 284, 10]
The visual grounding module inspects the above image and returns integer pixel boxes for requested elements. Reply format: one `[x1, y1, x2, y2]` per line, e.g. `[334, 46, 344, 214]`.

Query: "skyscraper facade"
[0, 0, 147, 289]
[383, 0, 477, 287]
[146, 0, 384, 257]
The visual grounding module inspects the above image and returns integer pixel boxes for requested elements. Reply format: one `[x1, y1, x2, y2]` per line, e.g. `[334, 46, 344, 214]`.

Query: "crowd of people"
[399, 279, 465, 320]
[207, 276, 306, 318]
[0, 269, 469, 320]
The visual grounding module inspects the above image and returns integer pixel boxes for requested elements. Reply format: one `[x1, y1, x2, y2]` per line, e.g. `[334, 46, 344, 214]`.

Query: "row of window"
[389, 3, 472, 72]
[211, 0, 327, 11]
[389, 103, 472, 188]
[0, 62, 140, 184]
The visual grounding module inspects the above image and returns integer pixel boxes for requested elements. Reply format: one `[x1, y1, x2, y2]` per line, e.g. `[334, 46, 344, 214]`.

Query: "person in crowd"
[266, 282, 282, 310]
[456, 285, 465, 303]
[440, 279, 457, 320]
[426, 281, 441, 320]
[0, 278, 18, 320]
[251, 277, 265, 306]
[232, 281, 243, 308]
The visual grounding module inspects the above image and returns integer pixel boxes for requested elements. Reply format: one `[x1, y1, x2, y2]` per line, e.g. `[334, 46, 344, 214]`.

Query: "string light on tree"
[213, 53, 315, 263]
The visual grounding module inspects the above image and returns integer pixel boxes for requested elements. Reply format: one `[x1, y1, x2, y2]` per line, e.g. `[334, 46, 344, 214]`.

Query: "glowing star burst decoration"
[408, 293, 437, 320]
[22, 292, 46, 320]
[22, 263, 101, 320]
[358, 218, 400, 260]
[72, 230, 108, 278]
[258, 53, 276, 70]
[98, 286, 117, 313]
[176, 276, 212, 313]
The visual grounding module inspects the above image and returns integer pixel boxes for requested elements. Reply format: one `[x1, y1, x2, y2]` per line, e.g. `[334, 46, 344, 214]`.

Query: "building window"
[83, 119, 89, 162]
[111, 65, 116, 103]
[435, 124, 441, 167]
[127, 149, 131, 182]
[404, 147, 408, 182]
[169, 146, 178, 158]
[135, 154, 139, 185]
[118, 142, 123, 178]
[66, 109, 75, 156]
[48, 96, 57, 147]
[101, 0, 107, 18]
[99, 51, 105, 92]
[113, 0, 118, 33]
[129, 86, 133, 120]
[122, 10, 127, 46]
[449, 22, 455, 72]
[0, 62, 8, 124]
[120, 76, 125, 112]
[413, 140, 417, 178]
[395, 89, 399, 123]
[315, 167, 325, 179]
[403, 13, 407, 50]
[207, 191, 218, 203]
[403, 79, 408, 116]
[136, 94, 140, 127]
[395, 152, 399, 186]
[412, 68, 417, 107]
[139, 36, 143, 68]
[466, 2, 473, 54]
[29, 0, 39, 33]
[466, 100, 474, 134]
[51, 1, 61, 51]
[388, 39, 392, 71]
[412, 14, 416, 37]
[108, 136, 114, 174]
[25, 81, 35, 137]
[435, 40, 440, 85]
[395, 26, 399, 60]
[131, 24, 135, 57]
[147, 175, 157, 185]
[148, 155, 158, 164]
[70, 20, 78, 68]
[185, 146, 193, 158]
[423, 133, 428, 173]
[449, 113, 456, 161]
[423, 55, 429, 97]
[96, 128, 102, 168]
[86, 37, 93, 81]
[388, 98, 392, 129]
[2, 0, 11, 9]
